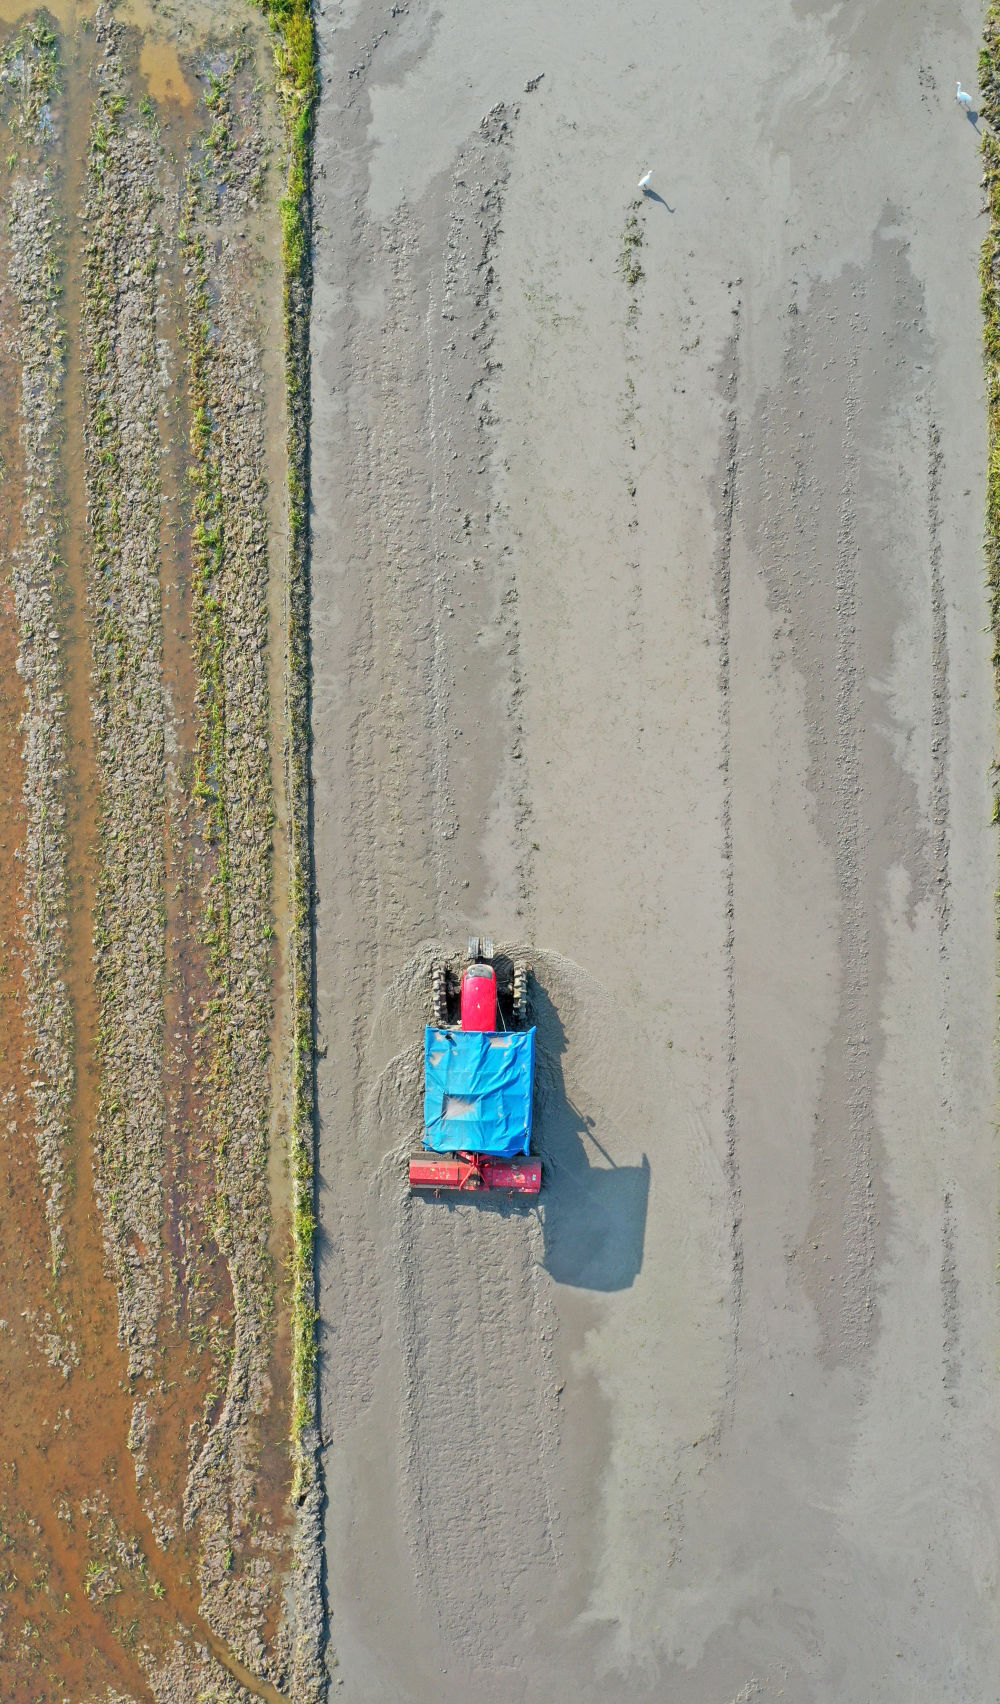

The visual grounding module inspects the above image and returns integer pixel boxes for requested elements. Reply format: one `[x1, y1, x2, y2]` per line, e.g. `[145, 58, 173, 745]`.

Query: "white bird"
[638, 169, 653, 192]
[957, 82, 973, 109]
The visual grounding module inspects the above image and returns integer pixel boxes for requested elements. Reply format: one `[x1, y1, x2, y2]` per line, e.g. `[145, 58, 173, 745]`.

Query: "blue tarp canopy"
[423, 1026, 536, 1159]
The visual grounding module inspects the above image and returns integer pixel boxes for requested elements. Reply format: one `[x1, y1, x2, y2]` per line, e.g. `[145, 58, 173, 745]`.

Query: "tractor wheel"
[513, 957, 531, 1025]
[431, 962, 449, 1027]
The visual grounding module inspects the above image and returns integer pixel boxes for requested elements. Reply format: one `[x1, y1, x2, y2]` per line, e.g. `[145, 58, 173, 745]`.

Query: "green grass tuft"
[254, 0, 318, 1505]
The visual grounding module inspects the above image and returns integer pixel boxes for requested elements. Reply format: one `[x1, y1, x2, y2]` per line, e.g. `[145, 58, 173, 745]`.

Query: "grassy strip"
[982, 13, 1000, 716]
[255, 0, 318, 1501]
[620, 210, 644, 288]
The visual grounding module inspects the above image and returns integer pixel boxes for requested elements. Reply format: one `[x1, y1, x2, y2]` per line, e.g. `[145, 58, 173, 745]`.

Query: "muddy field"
[1, 0, 998, 1698]
[0, 2, 317, 1700]
[311, 0, 1000, 1701]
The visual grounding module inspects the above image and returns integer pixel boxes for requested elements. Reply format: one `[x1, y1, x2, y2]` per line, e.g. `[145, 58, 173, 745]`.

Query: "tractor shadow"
[532, 980, 649, 1291]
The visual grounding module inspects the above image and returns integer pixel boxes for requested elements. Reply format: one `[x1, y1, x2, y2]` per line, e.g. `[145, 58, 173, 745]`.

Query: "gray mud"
[311, 1, 999, 1701]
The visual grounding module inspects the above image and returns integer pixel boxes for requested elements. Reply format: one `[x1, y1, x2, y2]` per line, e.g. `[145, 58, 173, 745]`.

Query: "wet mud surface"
[0, 3, 312, 1699]
[311, 1, 1000, 1701]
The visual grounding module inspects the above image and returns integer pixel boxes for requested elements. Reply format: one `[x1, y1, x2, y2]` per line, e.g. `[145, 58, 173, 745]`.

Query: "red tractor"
[409, 938, 541, 1194]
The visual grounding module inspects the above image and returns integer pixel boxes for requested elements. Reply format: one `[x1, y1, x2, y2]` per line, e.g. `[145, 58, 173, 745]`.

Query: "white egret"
[957, 82, 973, 109]
[638, 169, 653, 192]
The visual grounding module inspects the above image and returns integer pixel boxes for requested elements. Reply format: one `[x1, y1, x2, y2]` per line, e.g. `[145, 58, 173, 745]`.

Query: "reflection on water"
[139, 39, 193, 108]
[0, 0, 93, 27]
[0, 0, 195, 110]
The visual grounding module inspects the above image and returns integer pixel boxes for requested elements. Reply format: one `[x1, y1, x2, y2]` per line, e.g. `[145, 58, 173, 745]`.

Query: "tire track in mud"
[825, 335, 880, 1362]
[710, 328, 745, 1423]
[927, 414, 950, 937]
[394, 1197, 557, 1660]
[313, 15, 560, 1672]
[431, 105, 537, 931]
[352, 206, 443, 953]
[330, 107, 527, 968]
[925, 404, 958, 1416]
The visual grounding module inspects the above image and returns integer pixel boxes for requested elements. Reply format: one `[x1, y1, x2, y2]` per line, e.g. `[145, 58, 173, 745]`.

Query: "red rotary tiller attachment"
[409, 1151, 542, 1195]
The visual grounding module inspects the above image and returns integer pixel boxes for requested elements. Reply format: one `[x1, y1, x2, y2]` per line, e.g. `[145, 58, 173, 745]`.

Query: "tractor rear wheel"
[513, 956, 531, 1025]
[431, 961, 449, 1027]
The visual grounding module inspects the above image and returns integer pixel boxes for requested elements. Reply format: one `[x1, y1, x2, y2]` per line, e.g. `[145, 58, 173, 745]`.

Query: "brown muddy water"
[0, 2, 297, 1699]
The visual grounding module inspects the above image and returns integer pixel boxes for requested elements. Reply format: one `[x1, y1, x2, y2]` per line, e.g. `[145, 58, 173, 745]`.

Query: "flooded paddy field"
[0, 1, 318, 1698]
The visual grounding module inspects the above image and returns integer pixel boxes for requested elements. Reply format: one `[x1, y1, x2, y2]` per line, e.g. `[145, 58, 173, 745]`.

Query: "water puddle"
[0, 0, 93, 26]
[139, 38, 193, 108]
